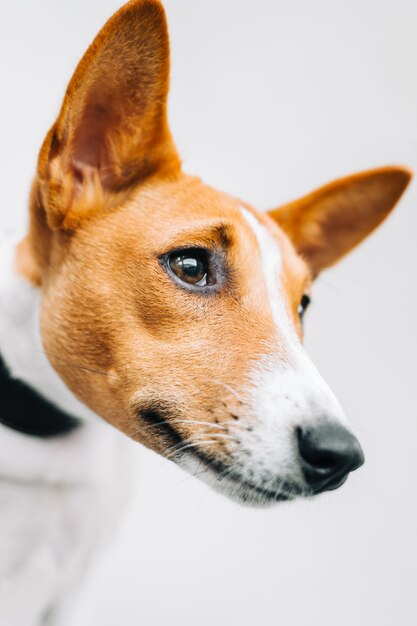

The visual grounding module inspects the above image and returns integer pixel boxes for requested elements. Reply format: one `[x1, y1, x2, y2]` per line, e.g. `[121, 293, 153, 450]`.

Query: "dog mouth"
[137, 406, 308, 505]
[185, 450, 304, 504]
[317, 472, 349, 492]
[139, 407, 183, 448]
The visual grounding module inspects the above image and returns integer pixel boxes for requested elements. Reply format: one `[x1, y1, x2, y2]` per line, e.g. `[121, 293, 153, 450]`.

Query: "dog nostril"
[308, 451, 339, 470]
[296, 423, 364, 493]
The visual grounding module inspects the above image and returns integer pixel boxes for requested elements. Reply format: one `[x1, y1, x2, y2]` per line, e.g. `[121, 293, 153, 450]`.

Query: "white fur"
[0, 234, 133, 626]
[240, 207, 347, 428]
[0, 235, 97, 423]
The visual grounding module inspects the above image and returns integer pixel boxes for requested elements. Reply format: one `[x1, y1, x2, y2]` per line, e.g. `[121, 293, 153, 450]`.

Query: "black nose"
[297, 423, 364, 493]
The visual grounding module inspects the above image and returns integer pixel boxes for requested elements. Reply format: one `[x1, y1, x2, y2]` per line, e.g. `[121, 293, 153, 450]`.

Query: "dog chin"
[178, 453, 306, 508]
[210, 478, 302, 508]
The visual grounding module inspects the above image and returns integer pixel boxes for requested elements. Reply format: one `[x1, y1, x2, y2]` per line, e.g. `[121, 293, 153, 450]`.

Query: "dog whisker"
[163, 457, 208, 497]
[177, 419, 228, 431]
[191, 432, 240, 443]
[209, 379, 244, 404]
[126, 418, 228, 440]
[165, 440, 226, 461]
[215, 462, 242, 483]
[164, 429, 242, 458]
[164, 432, 225, 456]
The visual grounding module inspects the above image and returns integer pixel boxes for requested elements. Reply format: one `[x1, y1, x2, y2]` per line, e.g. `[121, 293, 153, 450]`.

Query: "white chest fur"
[0, 234, 133, 626]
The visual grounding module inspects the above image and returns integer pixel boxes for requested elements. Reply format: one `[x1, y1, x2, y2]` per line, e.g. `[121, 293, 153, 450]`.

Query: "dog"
[0, 1, 411, 624]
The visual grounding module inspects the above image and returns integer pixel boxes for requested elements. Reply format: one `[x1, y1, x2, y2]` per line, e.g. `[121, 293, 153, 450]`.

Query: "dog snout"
[296, 423, 364, 493]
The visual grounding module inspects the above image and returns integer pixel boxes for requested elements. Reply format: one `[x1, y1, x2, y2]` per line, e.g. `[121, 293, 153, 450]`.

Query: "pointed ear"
[37, 0, 180, 230]
[268, 166, 412, 277]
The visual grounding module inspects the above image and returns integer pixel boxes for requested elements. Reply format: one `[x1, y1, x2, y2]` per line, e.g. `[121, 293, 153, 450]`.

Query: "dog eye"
[298, 294, 311, 319]
[168, 250, 210, 287]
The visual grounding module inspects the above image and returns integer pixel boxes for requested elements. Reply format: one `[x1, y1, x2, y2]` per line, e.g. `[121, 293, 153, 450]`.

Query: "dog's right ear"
[36, 0, 180, 230]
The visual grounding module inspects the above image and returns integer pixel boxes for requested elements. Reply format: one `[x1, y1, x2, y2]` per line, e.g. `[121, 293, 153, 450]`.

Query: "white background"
[1, 1, 417, 625]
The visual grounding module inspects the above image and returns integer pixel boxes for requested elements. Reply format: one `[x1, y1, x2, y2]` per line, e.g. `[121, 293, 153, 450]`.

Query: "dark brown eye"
[168, 250, 210, 287]
[298, 294, 311, 320]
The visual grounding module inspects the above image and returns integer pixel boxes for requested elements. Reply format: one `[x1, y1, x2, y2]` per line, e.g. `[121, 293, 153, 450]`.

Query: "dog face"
[18, 0, 410, 505]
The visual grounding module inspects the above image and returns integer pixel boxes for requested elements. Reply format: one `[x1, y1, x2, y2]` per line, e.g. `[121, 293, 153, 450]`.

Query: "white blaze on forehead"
[240, 206, 298, 349]
[239, 206, 349, 432]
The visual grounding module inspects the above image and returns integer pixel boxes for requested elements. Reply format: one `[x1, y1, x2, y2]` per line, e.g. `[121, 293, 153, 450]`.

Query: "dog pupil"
[172, 255, 206, 283]
[298, 294, 311, 318]
[182, 258, 199, 275]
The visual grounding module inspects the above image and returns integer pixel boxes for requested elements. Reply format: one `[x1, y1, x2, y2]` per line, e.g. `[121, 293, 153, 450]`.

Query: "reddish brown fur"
[270, 166, 412, 276]
[16, 0, 411, 459]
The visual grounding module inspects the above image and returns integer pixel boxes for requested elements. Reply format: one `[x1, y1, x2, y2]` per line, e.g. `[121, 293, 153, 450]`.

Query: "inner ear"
[268, 166, 411, 277]
[38, 0, 180, 230]
[72, 99, 112, 176]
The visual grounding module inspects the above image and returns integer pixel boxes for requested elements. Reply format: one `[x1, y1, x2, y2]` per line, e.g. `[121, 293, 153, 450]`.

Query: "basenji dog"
[0, 1, 411, 624]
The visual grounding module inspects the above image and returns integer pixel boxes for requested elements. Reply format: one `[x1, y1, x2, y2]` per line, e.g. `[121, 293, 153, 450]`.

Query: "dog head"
[18, 0, 411, 505]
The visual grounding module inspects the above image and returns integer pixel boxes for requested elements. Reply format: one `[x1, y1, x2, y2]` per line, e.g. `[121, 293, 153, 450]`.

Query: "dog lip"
[242, 482, 297, 502]
[136, 414, 301, 503]
[314, 472, 349, 494]
[138, 407, 183, 448]
[191, 450, 300, 503]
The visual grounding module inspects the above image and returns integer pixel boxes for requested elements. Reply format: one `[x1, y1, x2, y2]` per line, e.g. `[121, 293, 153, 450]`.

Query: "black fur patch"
[0, 352, 80, 438]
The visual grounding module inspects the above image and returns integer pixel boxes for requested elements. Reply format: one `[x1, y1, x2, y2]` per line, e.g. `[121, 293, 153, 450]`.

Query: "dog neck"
[0, 232, 97, 429]
[0, 350, 80, 437]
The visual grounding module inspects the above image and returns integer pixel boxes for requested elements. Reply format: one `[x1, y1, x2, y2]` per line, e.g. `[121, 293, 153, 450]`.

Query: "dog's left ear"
[268, 166, 412, 277]
[36, 0, 180, 230]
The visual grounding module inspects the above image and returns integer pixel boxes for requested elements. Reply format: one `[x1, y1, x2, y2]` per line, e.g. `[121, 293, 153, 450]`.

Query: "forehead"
[238, 205, 311, 330]
[125, 175, 306, 267]
[88, 174, 310, 295]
